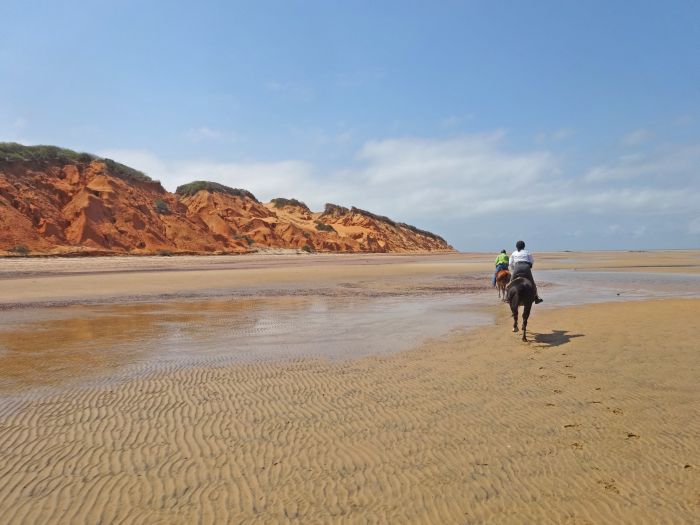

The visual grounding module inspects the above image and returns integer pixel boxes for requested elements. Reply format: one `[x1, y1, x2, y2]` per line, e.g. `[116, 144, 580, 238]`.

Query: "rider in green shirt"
[493, 249, 509, 286]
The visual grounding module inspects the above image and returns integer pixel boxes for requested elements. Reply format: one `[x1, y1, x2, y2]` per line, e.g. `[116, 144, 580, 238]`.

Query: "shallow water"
[539, 269, 700, 306]
[0, 270, 698, 401]
[0, 294, 490, 398]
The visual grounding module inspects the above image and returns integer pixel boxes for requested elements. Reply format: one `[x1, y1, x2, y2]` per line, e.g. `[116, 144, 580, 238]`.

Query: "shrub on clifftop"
[0, 142, 92, 163]
[102, 158, 152, 183]
[0, 143, 151, 183]
[322, 203, 349, 216]
[175, 181, 258, 202]
[271, 198, 310, 212]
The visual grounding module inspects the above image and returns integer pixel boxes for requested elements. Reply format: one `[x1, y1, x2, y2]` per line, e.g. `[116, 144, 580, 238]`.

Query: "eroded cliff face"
[0, 160, 231, 254]
[0, 158, 453, 255]
[266, 202, 452, 253]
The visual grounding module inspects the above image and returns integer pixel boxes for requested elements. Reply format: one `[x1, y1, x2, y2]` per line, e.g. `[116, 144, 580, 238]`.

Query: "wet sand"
[2, 250, 698, 309]
[0, 251, 698, 523]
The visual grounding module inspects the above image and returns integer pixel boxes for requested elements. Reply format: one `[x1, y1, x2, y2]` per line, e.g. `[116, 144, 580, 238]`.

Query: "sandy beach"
[0, 251, 698, 523]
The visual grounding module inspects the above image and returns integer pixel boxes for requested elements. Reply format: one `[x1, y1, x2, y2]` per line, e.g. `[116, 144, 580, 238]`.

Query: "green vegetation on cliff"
[154, 199, 171, 215]
[349, 207, 446, 242]
[0, 142, 152, 183]
[314, 221, 336, 233]
[0, 142, 92, 163]
[322, 203, 447, 243]
[350, 206, 396, 226]
[322, 203, 349, 215]
[396, 222, 447, 243]
[270, 197, 310, 211]
[175, 181, 258, 202]
[102, 158, 152, 183]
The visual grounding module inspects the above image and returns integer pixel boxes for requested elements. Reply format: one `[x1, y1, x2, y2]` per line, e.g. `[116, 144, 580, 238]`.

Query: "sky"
[1, 0, 699, 251]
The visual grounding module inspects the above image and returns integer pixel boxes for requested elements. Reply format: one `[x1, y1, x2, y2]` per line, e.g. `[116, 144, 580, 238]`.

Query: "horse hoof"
[513, 328, 518, 333]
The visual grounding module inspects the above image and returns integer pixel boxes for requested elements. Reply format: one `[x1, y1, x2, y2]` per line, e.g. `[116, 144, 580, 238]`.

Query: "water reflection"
[0, 295, 488, 395]
[1, 270, 698, 397]
[539, 270, 700, 306]
[0, 307, 164, 392]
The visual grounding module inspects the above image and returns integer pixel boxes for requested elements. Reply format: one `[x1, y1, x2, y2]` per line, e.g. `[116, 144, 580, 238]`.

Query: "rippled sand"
[0, 252, 698, 523]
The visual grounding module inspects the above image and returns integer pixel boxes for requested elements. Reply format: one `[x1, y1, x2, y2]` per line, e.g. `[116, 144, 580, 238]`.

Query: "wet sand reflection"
[0, 295, 486, 396]
[1, 269, 698, 398]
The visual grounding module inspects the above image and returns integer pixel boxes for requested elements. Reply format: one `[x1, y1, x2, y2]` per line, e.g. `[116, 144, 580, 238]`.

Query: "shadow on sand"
[532, 330, 585, 348]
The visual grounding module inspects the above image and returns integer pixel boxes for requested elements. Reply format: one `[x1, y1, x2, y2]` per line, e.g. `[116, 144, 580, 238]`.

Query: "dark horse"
[506, 276, 535, 341]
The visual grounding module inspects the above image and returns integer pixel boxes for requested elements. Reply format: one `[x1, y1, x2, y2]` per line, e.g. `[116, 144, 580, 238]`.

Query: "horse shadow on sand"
[531, 330, 585, 348]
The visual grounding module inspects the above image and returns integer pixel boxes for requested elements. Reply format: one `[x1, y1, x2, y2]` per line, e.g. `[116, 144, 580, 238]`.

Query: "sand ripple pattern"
[0, 300, 698, 523]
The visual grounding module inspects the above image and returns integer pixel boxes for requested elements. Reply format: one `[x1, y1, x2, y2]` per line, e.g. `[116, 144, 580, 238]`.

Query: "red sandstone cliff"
[0, 144, 453, 255]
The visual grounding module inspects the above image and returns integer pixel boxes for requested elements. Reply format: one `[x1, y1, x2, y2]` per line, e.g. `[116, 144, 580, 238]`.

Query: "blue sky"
[2, 0, 699, 251]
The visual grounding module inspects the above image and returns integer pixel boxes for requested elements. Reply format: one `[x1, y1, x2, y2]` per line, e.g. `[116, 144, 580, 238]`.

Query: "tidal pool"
[539, 269, 700, 306]
[1, 269, 698, 403]
[0, 294, 491, 398]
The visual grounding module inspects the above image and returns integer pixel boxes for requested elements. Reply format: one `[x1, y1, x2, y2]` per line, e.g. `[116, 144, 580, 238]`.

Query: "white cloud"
[439, 115, 474, 128]
[344, 132, 560, 218]
[551, 128, 574, 141]
[535, 128, 574, 143]
[98, 148, 317, 200]
[99, 134, 700, 245]
[172, 159, 317, 199]
[585, 144, 700, 184]
[621, 128, 652, 146]
[440, 116, 462, 128]
[585, 155, 643, 182]
[357, 131, 553, 186]
[99, 133, 560, 215]
[98, 149, 170, 182]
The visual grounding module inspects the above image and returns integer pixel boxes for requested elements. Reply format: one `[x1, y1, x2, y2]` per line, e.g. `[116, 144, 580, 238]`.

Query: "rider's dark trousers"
[510, 262, 539, 298]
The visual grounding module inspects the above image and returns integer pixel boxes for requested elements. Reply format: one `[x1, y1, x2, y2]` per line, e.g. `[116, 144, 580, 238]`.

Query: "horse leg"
[521, 302, 532, 342]
[510, 299, 519, 333]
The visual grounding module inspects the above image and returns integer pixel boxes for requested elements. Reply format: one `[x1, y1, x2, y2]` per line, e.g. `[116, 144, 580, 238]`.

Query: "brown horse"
[506, 276, 535, 342]
[495, 269, 510, 301]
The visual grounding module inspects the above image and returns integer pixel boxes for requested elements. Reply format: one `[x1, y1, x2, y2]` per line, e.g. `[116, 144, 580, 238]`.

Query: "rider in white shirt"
[509, 240, 543, 304]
